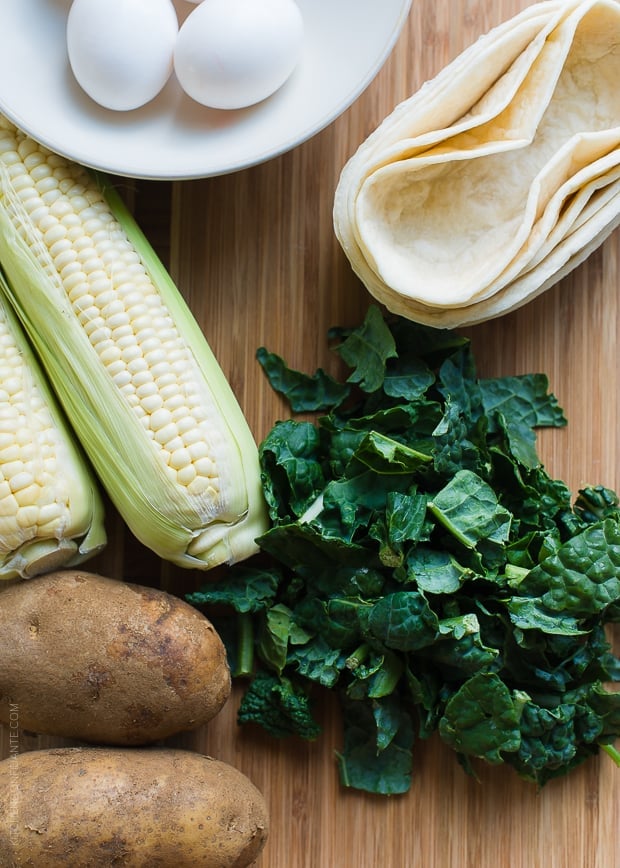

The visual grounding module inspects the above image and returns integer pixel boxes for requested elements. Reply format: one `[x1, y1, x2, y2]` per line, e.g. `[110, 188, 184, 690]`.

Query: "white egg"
[173, 0, 304, 110]
[66, 0, 179, 111]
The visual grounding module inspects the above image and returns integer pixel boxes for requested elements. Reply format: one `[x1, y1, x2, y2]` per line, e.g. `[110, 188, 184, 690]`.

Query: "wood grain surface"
[2, 1, 619, 866]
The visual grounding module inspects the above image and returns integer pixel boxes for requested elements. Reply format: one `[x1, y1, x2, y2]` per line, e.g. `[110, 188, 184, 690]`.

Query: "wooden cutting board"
[1, 2, 619, 865]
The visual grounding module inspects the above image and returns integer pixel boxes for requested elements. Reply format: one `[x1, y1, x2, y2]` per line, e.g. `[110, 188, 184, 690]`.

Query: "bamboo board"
[1, 1, 619, 866]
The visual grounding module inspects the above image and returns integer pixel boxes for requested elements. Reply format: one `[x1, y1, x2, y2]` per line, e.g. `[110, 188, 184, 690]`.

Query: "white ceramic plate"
[0, 0, 412, 180]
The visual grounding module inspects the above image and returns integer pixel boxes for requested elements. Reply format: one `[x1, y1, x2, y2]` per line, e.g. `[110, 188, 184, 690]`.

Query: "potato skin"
[0, 570, 231, 744]
[0, 747, 269, 867]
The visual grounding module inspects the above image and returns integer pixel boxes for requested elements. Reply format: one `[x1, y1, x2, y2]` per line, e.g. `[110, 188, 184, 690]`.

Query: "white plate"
[0, 0, 412, 180]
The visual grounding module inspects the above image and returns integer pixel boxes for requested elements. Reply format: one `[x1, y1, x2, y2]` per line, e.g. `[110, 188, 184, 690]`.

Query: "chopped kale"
[188, 306, 620, 795]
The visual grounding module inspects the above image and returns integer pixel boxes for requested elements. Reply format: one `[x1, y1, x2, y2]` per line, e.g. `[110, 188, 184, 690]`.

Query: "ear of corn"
[0, 118, 268, 570]
[0, 273, 106, 580]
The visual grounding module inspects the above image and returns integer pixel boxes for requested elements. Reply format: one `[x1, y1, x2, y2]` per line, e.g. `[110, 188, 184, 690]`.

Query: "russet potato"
[0, 747, 269, 867]
[0, 570, 231, 744]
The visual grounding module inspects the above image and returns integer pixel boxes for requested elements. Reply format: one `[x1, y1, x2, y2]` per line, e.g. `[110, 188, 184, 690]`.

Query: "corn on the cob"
[0, 117, 268, 570]
[0, 273, 106, 580]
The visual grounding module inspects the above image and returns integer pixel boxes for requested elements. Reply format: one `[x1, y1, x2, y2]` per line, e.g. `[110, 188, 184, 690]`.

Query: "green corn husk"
[0, 276, 106, 580]
[0, 119, 268, 571]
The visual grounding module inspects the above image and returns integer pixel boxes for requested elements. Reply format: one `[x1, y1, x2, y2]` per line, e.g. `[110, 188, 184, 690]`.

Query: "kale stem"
[346, 643, 370, 671]
[234, 612, 255, 678]
[600, 742, 620, 767]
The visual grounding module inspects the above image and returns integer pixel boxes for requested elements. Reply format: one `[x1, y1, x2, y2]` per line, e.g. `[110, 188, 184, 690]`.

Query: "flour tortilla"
[370, 182, 620, 328]
[333, 0, 620, 327]
[522, 161, 620, 274]
[359, 198, 620, 328]
[334, 0, 577, 268]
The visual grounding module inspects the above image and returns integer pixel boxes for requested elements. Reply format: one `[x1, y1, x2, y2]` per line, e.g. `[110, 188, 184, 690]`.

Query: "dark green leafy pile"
[188, 306, 620, 795]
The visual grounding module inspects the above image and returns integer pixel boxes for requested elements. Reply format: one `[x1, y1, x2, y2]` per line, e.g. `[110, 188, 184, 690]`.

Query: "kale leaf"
[237, 670, 322, 740]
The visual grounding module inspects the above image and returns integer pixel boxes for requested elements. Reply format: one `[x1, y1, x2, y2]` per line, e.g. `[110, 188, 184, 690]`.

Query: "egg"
[173, 0, 304, 110]
[66, 0, 179, 111]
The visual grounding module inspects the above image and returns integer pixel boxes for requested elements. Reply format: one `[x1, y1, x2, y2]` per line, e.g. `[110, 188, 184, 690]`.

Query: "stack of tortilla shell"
[333, 0, 620, 328]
